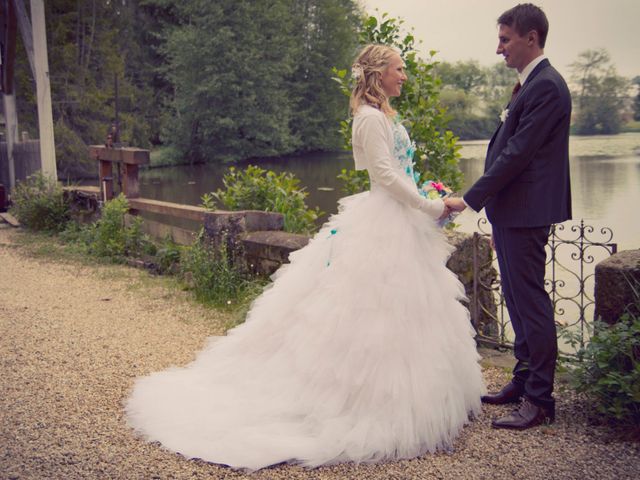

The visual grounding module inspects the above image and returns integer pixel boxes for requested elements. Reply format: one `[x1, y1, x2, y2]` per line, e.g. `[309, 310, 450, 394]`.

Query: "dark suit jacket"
[464, 59, 572, 227]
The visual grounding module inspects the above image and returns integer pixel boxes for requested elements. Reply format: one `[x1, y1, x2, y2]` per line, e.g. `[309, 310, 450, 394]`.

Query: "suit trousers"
[492, 225, 557, 409]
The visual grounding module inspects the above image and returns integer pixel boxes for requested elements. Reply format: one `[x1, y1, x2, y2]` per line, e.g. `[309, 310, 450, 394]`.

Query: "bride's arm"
[356, 113, 445, 219]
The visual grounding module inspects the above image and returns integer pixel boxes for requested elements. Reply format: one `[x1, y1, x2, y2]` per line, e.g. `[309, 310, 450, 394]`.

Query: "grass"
[7, 228, 257, 332]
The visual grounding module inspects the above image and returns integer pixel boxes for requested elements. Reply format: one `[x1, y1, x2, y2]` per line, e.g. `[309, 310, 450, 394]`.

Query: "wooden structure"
[0, 0, 57, 191]
[89, 145, 150, 202]
[80, 145, 308, 272]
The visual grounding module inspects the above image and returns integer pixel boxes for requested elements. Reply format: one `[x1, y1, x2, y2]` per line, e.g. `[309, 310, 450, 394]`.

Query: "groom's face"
[496, 24, 530, 72]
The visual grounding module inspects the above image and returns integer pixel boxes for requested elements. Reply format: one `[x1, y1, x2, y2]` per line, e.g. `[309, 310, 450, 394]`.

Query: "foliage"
[78, 194, 152, 260]
[571, 281, 640, 426]
[152, 0, 360, 164]
[179, 230, 259, 308]
[10, 172, 71, 232]
[155, 237, 183, 275]
[633, 76, 640, 122]
[337, 168, 370, 195]
[333, 14, 463, 193]
[12, 1, 359, 175]
[436, 60, 487, 93]
[570, 49, 629, 135]
[206, 165, 322, 234]
[287, 0, 361, 152]
[12, 1, 158, 178]
[435, 61, 513, 140]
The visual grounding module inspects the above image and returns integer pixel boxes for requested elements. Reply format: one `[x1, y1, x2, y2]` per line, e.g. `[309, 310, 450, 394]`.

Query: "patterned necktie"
[511, 82, 522, 102]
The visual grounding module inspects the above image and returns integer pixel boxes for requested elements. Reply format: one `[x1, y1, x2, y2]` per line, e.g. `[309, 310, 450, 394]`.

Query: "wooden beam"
[11, 0, 35, 78]
[122, 163, 140, 198]
[1, 0, 18, 93]
[2, 93, 18, 190]
[0, 211, 20, 227]
[62, 185, 100, 195]
[128, 198, 208, 222]
[99, 160, 114, 202]
[30, 0, 56, 180]
[89, 146, 150, 165]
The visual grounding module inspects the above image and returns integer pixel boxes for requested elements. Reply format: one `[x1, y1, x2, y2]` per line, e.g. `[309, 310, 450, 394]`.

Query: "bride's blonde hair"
[349, 44, 400, 117]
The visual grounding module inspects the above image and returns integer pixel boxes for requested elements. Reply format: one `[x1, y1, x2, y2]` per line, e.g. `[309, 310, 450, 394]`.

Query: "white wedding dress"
[125, 105, 485, 471]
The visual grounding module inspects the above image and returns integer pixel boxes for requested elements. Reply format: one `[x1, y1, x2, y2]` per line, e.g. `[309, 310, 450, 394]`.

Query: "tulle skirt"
[125, 187, 485, 471]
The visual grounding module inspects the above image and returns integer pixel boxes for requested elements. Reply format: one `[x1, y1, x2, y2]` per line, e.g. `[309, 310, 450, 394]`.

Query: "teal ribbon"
[326, 228, 338, 266]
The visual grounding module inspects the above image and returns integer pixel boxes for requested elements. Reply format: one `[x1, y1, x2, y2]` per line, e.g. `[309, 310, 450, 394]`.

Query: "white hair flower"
[351, 63, 364, 81]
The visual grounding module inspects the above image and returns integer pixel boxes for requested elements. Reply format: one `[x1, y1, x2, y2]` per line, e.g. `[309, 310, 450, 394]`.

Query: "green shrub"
[80, 194, 152, 260]
[180, 230, 261, 308]
[332, 14, 464, 193]
[337, 168, 370, 195]
[572, 285, 640, 426]
[10, 172, 71, 232]
[155, 237, 183, 274]
[205, 165, 322, 234]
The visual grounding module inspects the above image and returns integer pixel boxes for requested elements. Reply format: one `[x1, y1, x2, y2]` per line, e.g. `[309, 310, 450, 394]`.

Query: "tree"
[333, 14, 464, 192]
[288, 0, 360, 152]
[156, 0, 361, 163]
[570, 49, 629, 135]
[435, 60, 486, 94]
[633, 76, 640, 122]
[14, 0, 161, 177]
[159, 1, 300, 164]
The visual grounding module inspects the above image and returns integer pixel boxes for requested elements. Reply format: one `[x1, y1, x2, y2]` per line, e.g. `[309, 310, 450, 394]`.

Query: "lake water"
[139, 132, 640, 252]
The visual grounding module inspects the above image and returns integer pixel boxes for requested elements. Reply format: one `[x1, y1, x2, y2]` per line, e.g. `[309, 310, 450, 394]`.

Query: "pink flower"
[431, 181, 444, 191]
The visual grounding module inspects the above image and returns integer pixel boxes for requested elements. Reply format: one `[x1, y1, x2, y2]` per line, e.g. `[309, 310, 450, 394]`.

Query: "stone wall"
[594, 249, 640, 324]
[64, 188, 498, 335]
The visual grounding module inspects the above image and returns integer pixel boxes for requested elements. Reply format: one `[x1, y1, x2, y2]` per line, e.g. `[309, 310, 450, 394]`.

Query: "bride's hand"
[438, 204, 452, 220]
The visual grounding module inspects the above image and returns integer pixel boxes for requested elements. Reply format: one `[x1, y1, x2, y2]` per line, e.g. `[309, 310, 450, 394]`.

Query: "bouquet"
[420, 180, 458, 227]
[420, 180, 452, 200]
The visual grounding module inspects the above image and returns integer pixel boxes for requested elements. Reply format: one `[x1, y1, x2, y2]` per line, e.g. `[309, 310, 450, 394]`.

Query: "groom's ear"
[527, 30, 540, 47]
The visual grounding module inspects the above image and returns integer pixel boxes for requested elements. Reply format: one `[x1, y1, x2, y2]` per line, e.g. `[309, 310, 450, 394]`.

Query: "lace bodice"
[391, 120, 419, 185]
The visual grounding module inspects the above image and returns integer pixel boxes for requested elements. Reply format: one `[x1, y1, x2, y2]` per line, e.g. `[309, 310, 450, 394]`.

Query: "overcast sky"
[361, 0, 639, 81]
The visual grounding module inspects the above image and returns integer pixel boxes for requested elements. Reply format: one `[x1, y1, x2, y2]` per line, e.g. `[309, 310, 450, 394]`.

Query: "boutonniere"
[500, 108, 509, 123]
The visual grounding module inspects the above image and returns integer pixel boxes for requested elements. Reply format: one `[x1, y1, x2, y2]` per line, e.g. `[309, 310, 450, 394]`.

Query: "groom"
[445, 3, 571, 429]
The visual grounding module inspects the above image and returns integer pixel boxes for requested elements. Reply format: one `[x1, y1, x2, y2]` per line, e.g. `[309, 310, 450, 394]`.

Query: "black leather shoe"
[481, 382, 524, 405]
[491, 398, 555, 430]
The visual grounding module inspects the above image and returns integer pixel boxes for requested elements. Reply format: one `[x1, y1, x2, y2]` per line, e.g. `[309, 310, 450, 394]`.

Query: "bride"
[125, 44, 485, 471]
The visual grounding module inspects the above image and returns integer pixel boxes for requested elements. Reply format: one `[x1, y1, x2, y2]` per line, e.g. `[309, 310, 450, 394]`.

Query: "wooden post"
[2, 94, 18, 190]
[12, 0, 35, 78]
[122, 163, 139, 198]
[99, 160, 114, 202]
[89, 146, 149, 202]
[30, 0, 57, 181]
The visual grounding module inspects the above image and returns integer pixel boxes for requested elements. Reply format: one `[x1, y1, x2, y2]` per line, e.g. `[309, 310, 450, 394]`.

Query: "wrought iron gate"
[471, 218, 617, 355]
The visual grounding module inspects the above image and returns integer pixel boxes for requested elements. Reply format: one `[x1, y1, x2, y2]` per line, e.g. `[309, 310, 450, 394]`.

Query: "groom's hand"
[444, 197, 467, 213]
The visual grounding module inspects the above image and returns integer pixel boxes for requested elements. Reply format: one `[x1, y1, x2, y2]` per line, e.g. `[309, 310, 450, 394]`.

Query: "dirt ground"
[1, 224, 639, 480]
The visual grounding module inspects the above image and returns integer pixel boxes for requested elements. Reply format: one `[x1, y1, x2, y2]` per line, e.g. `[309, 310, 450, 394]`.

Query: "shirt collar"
[518, 54, 547, 85]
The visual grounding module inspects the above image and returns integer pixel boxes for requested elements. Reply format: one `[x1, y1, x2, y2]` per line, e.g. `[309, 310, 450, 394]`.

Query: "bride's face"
[380, 54, 407, 98]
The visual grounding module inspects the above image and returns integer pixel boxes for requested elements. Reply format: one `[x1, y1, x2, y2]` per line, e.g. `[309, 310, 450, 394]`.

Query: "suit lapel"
[486, 59, 552, 167]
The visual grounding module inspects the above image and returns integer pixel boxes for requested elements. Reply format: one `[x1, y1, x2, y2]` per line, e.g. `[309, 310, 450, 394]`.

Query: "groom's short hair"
[498, 3, 549, 48]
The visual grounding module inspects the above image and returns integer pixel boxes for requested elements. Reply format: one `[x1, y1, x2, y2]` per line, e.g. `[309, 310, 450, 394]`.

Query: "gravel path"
[1, 224, 639, 480]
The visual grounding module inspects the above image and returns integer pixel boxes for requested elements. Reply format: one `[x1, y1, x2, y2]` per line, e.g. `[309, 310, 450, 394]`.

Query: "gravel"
[1, 224, 639, 480]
